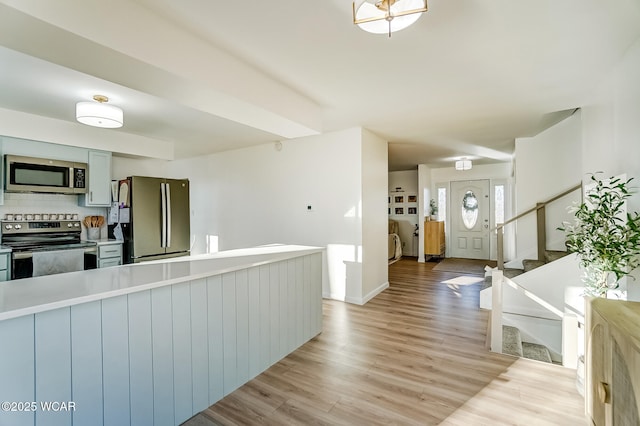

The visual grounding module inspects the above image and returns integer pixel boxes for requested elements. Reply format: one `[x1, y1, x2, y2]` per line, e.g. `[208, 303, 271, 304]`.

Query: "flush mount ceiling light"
[352, 0, 427, 37]
[455, 158, 472, 171]
[76, 95, 123, 128]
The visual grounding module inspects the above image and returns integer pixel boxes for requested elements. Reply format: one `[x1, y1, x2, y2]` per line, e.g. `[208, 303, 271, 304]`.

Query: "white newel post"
[562, 312, 578, 369]
[490, 269, 503, 353]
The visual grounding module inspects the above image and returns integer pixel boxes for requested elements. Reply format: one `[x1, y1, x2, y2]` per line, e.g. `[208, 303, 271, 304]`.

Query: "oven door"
[12, 251, 33, 280]
[11, 246, 98, 279]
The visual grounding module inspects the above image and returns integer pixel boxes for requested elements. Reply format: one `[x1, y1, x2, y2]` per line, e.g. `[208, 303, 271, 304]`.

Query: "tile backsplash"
[0, 193, 108, 239]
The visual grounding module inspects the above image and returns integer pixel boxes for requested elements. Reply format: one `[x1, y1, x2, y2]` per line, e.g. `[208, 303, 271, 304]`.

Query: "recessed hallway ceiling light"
[455, 159, 472, 171]
[76, 94, 123, 128]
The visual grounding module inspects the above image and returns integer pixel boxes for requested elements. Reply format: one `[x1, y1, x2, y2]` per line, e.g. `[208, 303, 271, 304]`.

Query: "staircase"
[488, 183, 583, 366]
[483, 252, 584, 366]
[482, 249, 572, 363]
[522, 249, 571, 272]
[483, 249, 570, 290]
[502, 325, 552, 363]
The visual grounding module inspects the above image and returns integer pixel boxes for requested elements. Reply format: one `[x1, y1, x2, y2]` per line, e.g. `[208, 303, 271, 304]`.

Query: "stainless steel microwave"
[5, 155, 88, 194]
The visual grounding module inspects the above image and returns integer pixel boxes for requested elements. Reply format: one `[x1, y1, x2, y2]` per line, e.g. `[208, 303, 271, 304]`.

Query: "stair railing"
[490, 183, 582, 366]
[490, 264, 580, 367]
[494, 183, 582, 270]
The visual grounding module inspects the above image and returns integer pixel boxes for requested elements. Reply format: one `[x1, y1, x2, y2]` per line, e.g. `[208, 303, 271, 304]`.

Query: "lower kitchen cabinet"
[96, 241, 123, 268]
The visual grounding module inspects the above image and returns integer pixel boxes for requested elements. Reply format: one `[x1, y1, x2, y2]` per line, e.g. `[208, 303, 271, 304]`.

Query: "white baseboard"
[323, 281, 390, 305]
[345, 281, 390, 305]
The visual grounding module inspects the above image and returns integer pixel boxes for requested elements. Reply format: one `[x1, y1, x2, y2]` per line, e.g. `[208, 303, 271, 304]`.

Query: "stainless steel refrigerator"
[120, 176, 190, 263]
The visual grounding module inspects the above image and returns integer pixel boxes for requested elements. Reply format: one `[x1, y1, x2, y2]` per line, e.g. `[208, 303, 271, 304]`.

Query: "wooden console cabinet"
[424, 220, 445, 258]
[586, 298, 640, 425]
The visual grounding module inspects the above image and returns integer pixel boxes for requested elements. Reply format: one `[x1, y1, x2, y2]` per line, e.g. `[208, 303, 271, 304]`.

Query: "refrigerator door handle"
[161, 182, 167, 248]
[166, 182, 172, 248]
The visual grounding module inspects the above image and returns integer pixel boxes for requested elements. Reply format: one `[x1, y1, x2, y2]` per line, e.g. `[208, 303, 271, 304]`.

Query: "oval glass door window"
[461, 190, 479, 229]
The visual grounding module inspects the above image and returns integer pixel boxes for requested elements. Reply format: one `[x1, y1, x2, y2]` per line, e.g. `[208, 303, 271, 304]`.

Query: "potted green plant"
[429, 199, 438, 221]
[559, 173, 640, 297]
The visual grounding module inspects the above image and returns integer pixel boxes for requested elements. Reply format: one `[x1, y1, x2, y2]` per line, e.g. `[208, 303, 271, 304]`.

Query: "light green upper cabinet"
[2, 136, 89, 162]
[0, 137, 113, 206]
[80, 150, 112, 207]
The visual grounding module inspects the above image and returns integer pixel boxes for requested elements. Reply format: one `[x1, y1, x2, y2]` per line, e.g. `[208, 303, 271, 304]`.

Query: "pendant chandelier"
[352, 0, 428, 37]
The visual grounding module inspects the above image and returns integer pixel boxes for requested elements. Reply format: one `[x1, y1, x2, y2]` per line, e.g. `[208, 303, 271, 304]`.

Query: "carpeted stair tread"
[522, 259, 545, 272]
[484, 249, 569, 291]
[544, 250, 570, 263]
[481, 277, 492, 291]
[504, 268, 524, 278]
[502, 325, 523, 357]
[482, 267, 523, 290]
[522, 341, 552, 363]
[502, 326, 553, 363]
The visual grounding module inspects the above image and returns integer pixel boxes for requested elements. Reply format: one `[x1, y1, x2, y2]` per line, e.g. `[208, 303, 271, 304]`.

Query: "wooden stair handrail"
[492, 183, 582, 232]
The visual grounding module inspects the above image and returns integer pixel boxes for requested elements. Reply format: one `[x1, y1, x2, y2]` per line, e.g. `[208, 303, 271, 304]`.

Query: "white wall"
[167, 127, 388, 305]
[581, 34, 640, 300]
[388, 170, 418, 256]
[503, 33, 640, 305]
[111, 156, 170, 181]
[582, 36, 640, 211]
[361, 129, 390, 303]
[512, 112, 582, 266]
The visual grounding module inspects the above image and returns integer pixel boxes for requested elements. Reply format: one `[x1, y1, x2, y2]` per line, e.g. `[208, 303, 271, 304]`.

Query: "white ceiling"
[0, 0, 639, 170]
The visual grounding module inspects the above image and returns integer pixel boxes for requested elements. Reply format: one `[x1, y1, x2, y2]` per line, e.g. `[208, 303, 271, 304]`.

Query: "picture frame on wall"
[395, 207, 404, 215]
[408, 207, 417, 214]
[394, 196, 404, 203]
[408, 195, 417, 203]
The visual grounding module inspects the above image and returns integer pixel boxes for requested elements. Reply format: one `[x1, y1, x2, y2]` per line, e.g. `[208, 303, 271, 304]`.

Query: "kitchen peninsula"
[0, 244, 323, 426]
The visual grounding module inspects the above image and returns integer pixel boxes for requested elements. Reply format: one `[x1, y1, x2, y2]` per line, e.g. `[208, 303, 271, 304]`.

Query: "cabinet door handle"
[598, 382, 610, 404]
[90, 191, 93, 202]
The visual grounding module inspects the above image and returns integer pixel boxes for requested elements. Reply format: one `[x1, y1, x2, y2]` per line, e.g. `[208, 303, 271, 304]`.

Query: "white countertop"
[0, 244, 324, 321]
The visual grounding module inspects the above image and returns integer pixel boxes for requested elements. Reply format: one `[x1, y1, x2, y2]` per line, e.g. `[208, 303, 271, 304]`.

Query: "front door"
[450, 180, 490, 259]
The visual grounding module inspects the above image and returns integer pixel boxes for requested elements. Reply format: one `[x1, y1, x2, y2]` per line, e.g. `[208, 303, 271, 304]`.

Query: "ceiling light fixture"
[455, 158, 472, 171]
[352, 0, 427, 37]
[76, 95, 123, 128]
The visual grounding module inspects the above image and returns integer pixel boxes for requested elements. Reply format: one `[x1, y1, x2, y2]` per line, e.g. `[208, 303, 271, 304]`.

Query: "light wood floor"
[183, 258, 586, 425]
